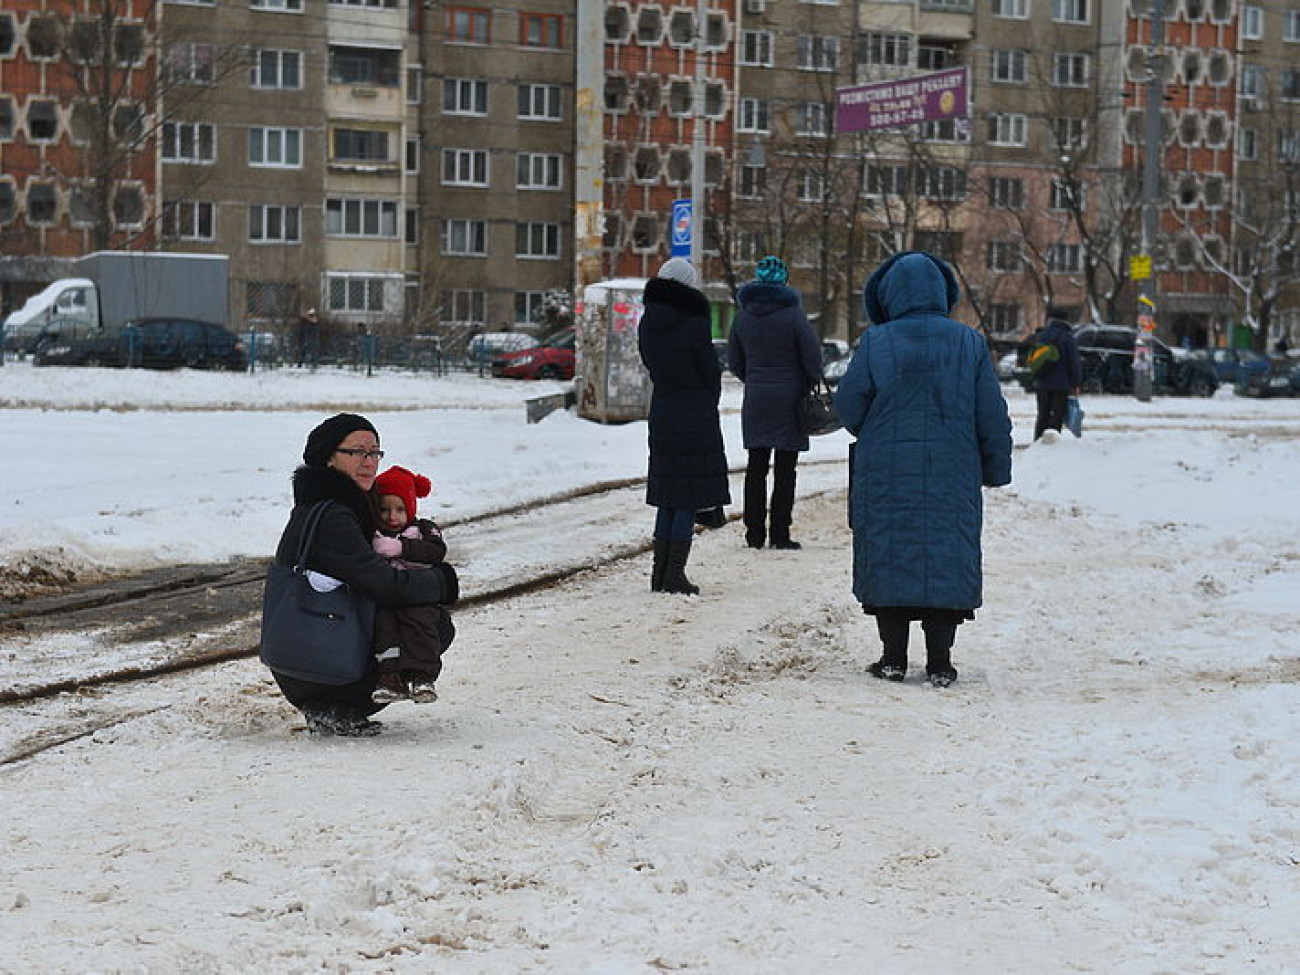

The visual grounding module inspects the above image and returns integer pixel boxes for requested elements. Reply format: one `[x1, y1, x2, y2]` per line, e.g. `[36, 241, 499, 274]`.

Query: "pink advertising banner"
[835, 67, 970, 134]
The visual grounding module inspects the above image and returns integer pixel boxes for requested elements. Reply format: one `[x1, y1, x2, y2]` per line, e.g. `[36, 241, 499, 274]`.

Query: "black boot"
[769, 451, 799, 549]
[650, 538, 670, 592]
[922, 616, 958, 687]
[743, 449, 769, 548]
[661, 540, 700, 595]
[870, 611, 909, 680]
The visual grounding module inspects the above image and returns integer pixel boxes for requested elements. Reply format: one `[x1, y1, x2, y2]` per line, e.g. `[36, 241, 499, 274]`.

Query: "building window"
[635, 6, 663, 44]
[992, 0, 1028, 17]
[738, 98, 770, 133]
[26, 100, 59, 142]
[324, 198, 399, 237]
[516, 291, 546, 325]
[443, 218, 487, 256]
[858, 32, 911, 67]
[0, 97, 14, 141]
[27, 183, 57, 224]
[406, 138, 420, 174]
[251, 0, 303, 10]
[988, 113, 1027, 146]
[1052, 0, 1088, 24]
[990, 176, 1024, 209]
[605, 5, 630, 43]
[1052, 53, 1090, 87]
[517, 152, 563, 189]
[448, 7, 491, 44]
[1287, 10, 1300, 41]
[162, 121, 216, 163]
[250, 127, 302, 168]
[796, 102, 829, 137]
[405, 207, 418, 245]
[1050, 179, 1083, 210]
[796, 170, 826, 202]
[737, 165, 765, 198]
[988, 303, 1021, 333]
[988, 241, 1022, 272]
[631, 214, 659, 251]
[251, 49, 302, 89]
[163, 200, 215, 240]
[740, 31, 773, 67]
[520, 13, 562, 48]
[518, 84, 562, 120]
[443, 289, 485, 324]
[329, 46, 399, 86]
[442, 148, 488, 186]
[1047, 243, 1082, 272]
[249, 204, 301, 243]
[1241, 5, 1263, 40]
[445, 78, 488, 115]
[0, 180, 15, 224]
[918, 43, 955, 71]
[863, 163, 907, 196]
[516, 222, 561, 258]
[332, 128, 391, 163]
[991, 49, 1027, 83]
[918, 166, 965, 200]
[329, 274, 388, 313]
[1238, 127, 1258, 161]
[114, 186, 144, 227]
[920, 118, 967, 143]
[796, 35, 839, 72]
[1053, 116, 1087, 151]
[407, 66, 423, 104]
[913, 230, 961, 262]
[166, 42, 215, 84]
[329, 0, 399, 7]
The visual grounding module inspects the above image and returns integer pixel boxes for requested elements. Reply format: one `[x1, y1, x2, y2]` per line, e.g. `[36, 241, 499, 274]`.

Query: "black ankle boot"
[650, 538, 670, 592]
[661, 540, 700, 595]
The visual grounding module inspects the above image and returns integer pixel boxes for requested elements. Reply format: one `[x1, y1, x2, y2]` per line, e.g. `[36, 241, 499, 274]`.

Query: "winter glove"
[399, 525, 421, 539]
[437, 563, 460, 606]
[372, 535, 403, 559]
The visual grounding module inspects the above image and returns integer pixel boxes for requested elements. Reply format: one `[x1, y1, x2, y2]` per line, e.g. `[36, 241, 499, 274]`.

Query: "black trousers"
[875, 608, 958, 673]
[744, 448, 798, 545]
[1035, 389, 1069, 439]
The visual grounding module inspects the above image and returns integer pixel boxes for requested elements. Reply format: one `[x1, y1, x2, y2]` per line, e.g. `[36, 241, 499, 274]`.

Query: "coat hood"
[736, 281, 800, 313]
[862, 251, 961, 325]
[643, 276, 711, 327]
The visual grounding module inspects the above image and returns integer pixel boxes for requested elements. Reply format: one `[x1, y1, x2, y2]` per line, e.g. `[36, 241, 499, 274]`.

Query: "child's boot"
[372, 660, 409, 704]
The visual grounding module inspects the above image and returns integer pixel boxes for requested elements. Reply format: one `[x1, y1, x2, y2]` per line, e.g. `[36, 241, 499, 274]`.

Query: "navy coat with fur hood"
[637, 276, 731, 511]
[727, 281, 823, 451]
[834, 252, 1013, 611]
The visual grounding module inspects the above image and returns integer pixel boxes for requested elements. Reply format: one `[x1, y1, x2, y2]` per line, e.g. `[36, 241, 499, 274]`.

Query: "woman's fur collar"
[645, 276, 711, 318]
[291, 465, 377, 534]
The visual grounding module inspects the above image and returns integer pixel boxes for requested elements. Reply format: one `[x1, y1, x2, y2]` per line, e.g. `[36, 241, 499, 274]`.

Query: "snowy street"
[1, 364, 1298, 972]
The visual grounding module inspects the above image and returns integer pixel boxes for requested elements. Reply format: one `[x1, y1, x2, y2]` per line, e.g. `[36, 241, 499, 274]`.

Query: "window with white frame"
[992, 0, 1028, 17]
[920, 118, 967, 143]
[515, 291, 546, 325]
[251, 49, 301, 89]
[1238, 127, 1258, 160]
[1287, 10, 1300, 41]
[443, 218, 487, 256]
[516, 222, 561, 258]
[324, 198, 399, 237]
[444, 289, 485, 323]
[738, 98, 770, 133]
[166, 42, 215, 84]
[858, 31, 912, 67]
[332, 128, 391, 164]
[442, 148, 488, 185]
[796, 102, 829, 137]
[988, 303, 1022, 333]
[919, 166, 966, 200]
[405, 138, 420, 174]
[162, 121, 215, 162]
[989, 113, 1027, 146]
[988, 241, 1022, 271]
[1052, 52, 1089, 87]
[740, 31, 773, 67]
[249, 127, 302, 167]
[1052, 0, 1088, 24]
[517, 152, 563, 189]
[407, 66, 422, 104]
[796, 169, 826, 202]
[1281, 130, 1300, 162]
[445, 78, 488, 115]
[863, 163, 907, 196]
[251, 0, 302, 10]
[990, 176, 1025, 209]
[518, 84, 562, 120]
[1047, 243, 1082, 272]
[737, 165, 765, 198]
[329, 274, 388, 313]
[1283, 69, 1300, 100]
[1241, 5, 1263, 39]
[162, 200, 214, 240]
[1050, 179, 1084, 210]
[249, 203, 301, 242]
[797, 35, 839, 72]
[405, 207, 418, 245]
[992, 49, 1028, 83]
[1053, 116, 1086, 151]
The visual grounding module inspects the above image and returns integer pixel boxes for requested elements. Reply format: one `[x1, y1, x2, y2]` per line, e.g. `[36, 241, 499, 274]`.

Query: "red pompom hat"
[374, 466, 431, 522]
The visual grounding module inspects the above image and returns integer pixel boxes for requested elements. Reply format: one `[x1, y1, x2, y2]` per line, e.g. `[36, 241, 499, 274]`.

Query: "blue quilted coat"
[834, 253, 1013, 611]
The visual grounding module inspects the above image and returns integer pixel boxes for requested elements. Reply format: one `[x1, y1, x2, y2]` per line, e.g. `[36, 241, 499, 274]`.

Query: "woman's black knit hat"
[302, 413, 377, 467]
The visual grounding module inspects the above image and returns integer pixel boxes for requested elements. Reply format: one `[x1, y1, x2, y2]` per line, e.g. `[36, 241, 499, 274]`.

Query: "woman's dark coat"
[727, 282, 823, 451]
[270, 465, 452, 712]
[834, 252, 1013, 612]
[637, 277, 731, 510]
[1031, 318, 1084, 392]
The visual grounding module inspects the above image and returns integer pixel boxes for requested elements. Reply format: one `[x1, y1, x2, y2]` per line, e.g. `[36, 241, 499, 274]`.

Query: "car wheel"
[537, 365, 560, 379]
[1190, 376, 1216, 397]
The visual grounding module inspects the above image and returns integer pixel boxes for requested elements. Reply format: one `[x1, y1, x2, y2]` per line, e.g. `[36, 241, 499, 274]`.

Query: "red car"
[492, 329, 576, 380]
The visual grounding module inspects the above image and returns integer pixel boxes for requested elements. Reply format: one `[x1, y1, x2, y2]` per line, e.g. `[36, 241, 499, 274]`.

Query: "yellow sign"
[1130, 255, 1152, 281]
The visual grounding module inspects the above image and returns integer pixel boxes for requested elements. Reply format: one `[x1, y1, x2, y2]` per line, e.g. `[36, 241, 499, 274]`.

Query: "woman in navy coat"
[638, 258, 731, 594]
[833, 252, 1013, 686]
[727, 256, 823, 549]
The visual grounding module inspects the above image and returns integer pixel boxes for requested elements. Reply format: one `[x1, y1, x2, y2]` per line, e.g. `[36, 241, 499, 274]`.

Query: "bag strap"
[293, 500, 335, 573]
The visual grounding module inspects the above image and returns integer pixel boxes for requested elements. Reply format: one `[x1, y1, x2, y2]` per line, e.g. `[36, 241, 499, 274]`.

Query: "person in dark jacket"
[1030, 314, 1083, 439]
[638, 258, 731, 595]
[834, 252, 1013, 687]
[268, 413, 459, 735]
[727, 255, 823, 549]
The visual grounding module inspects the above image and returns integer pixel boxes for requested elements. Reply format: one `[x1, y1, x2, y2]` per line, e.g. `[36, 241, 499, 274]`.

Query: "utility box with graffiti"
[575, 278, 651, 424]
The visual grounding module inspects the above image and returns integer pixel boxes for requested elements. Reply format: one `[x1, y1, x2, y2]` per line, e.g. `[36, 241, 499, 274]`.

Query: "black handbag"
[797, 379, 843, 437]
[259, 500, 375, 685]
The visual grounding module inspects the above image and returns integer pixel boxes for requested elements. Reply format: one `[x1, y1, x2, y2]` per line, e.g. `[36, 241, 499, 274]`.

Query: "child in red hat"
[370, 465, 457, 704]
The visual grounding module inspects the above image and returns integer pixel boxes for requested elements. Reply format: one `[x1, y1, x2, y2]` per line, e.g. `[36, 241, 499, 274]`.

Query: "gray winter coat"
[727, 282, 823, 451]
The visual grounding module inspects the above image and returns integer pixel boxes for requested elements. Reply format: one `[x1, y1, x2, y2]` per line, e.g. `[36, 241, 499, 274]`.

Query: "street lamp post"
[1134, 0, 1166, 403]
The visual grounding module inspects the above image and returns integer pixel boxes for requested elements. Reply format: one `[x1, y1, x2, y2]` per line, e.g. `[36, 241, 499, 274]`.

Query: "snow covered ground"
[1, 362, 1299, 973]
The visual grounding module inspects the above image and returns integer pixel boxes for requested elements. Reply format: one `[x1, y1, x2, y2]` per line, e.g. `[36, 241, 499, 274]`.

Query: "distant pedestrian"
[1028, 313, 1083, 440]
[296, 308, 320, 368]
[1275, 336, 1291, 357]
[638, 258, 731, 595]
[727, 256, 822, 550]
[834, 252, 1013, 687]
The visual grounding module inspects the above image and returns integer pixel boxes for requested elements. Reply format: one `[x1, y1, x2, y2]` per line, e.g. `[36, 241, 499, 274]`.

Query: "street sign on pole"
[671, 199, 692, 258]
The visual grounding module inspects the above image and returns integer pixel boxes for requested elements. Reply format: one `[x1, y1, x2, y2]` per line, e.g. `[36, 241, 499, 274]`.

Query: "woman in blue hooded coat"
[833, 252, 1013, 686]
[727, 256, 823, 550]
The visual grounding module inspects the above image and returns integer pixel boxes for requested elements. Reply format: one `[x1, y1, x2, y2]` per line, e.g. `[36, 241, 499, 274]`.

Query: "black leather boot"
[661, 540, 700, 595]
[769, 452, 799, 549]
[650, 538, 670, 592]
[743, 448, 769, 548]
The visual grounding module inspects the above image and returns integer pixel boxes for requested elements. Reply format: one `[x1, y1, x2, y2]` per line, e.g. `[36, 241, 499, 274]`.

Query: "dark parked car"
[491, 328, 575, 380]
[33, 318, 246, 370]
[1185, 347, 1272, 385]
[1236, 358, 1300, 398]
[1029, 325, 1219, 397]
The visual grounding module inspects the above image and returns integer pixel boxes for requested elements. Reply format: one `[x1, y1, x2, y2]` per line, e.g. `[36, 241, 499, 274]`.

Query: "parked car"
[1235, 358, 1300, 398]
[821, 339, 850, 365]
[1031, 325, 1219, 397]
[1185, 347, 1273, 385]
[492, 328, 575, 380]
[33, 318, 246, 370]
[822, 339, 859, 388]
[465, 331, 538, 369]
